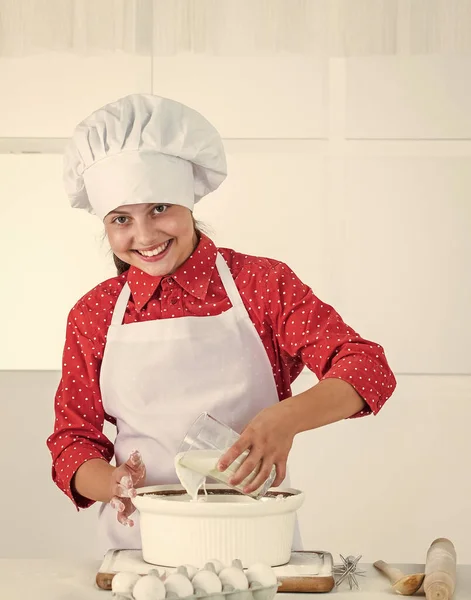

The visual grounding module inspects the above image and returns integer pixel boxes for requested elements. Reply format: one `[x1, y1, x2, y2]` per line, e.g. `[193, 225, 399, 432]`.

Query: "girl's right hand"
[109, 450, 146, 527]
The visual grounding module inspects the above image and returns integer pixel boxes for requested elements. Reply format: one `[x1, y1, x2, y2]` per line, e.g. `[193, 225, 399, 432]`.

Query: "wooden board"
[96, 550, 335, 593]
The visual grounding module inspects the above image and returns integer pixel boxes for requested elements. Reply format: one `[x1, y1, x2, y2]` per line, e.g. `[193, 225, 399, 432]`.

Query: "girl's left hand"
[110, 450, 146, 526]
[216, 402, 298, 494]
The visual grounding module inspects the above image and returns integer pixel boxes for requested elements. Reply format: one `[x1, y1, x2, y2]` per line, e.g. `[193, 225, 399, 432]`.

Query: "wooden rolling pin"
[424, 538, 457, 600]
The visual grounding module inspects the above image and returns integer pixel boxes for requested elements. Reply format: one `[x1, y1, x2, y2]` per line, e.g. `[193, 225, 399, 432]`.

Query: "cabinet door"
[0, 53, 151, 137]
[1, 155, 116, 370]
[152, 55, 328, 139]
[336, 157, 471, 374]
[346, 57, 471, 139]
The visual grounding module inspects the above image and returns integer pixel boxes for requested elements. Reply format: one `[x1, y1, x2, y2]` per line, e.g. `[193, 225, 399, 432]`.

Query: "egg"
[250, 583, 278, 600]
[218, 567, 249, 591]
[164, 573, 194, 598]
[112, 571, 141, 596]
[132, 573, 166, 600]
[192, 569, 223, 594]
[206, 559, 225, 575]
[176, 566, 191, 579]
[202, 562, 216, 574]
[245, 563, 277, 588]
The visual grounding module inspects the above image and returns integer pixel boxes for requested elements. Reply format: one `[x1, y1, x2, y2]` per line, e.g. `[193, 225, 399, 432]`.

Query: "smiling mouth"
[133, 239, 173, 260]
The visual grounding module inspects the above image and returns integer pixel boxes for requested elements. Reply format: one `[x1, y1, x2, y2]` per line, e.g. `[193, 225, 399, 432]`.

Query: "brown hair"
[113, 217, 207, 276]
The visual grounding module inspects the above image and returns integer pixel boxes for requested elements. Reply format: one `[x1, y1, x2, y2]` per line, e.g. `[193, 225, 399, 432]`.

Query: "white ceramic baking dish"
[132, 484, 304, 568]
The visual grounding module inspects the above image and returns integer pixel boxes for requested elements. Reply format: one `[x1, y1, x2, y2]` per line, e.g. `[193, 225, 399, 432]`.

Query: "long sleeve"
[46, 303, 115, 509]
[265, 261, 397, 416]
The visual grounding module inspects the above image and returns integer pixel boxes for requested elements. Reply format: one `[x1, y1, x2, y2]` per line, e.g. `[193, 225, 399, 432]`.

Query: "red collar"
[126, 233, 218, 310]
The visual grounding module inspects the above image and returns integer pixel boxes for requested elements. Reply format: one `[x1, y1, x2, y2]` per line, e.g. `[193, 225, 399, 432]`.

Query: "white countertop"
[1, 559, 470, 599]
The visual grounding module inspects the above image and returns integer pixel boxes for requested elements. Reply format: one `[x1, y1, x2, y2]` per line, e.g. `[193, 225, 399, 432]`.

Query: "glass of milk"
[176, 412, 276, 499]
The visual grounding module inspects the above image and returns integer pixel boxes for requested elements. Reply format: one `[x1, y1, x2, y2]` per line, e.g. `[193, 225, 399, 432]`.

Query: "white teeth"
[137, 240, 170, 257]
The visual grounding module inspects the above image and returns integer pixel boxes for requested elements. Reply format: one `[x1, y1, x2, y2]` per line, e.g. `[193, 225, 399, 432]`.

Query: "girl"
[47, 93, 396, 550]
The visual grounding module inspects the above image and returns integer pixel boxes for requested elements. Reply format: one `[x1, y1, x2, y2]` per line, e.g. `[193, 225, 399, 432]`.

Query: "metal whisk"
[333, 554, 367, 590]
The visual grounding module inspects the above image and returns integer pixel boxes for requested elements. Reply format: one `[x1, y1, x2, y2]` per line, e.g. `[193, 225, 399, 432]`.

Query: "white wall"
[1, 3, 471, 565]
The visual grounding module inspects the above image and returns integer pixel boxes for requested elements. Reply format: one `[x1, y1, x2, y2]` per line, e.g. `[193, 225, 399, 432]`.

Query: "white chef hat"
[63, 94, 227, 220]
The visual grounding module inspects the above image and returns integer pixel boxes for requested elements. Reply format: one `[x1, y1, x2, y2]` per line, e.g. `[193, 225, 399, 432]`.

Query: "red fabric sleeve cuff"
[321, 361, 387, 418]
[53, 443, 112, 510]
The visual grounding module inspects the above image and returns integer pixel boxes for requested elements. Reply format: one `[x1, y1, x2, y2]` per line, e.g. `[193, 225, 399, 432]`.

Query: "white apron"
[98, 252, 302, 550]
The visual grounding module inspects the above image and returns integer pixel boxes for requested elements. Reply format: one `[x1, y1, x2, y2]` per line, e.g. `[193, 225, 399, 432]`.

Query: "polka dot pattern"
[46, 233, 396, 509]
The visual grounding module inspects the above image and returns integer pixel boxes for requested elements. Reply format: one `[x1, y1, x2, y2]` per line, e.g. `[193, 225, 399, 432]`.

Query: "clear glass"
[177, 412, 276, 499]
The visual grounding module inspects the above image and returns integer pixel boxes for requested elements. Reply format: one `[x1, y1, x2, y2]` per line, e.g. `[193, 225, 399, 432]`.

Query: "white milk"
[174, 449, 271, 500]
[174, 452, 208, 501]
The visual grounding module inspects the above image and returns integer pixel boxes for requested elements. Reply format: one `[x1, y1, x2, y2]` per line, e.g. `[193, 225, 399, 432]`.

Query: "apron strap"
[111, 282, 131, 326]
[215, 253, 245, 309]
